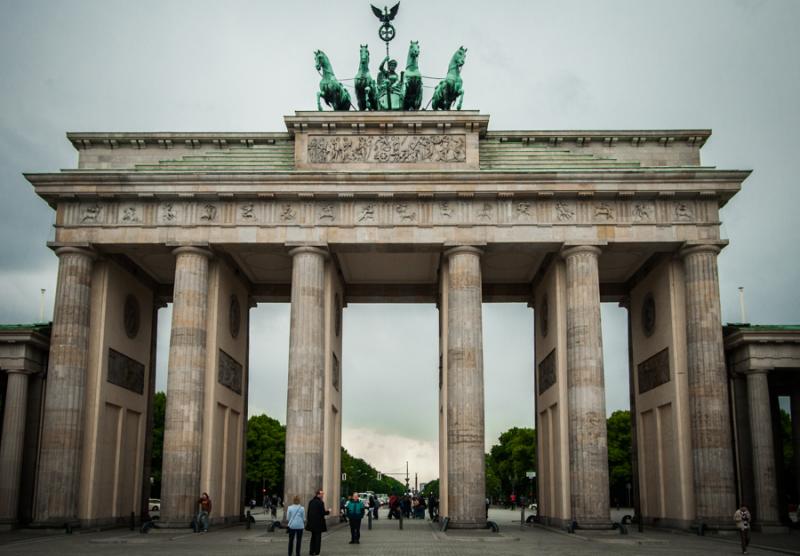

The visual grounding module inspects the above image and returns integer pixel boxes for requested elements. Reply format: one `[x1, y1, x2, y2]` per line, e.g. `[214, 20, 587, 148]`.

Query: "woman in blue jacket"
[286, 495, 305, 556]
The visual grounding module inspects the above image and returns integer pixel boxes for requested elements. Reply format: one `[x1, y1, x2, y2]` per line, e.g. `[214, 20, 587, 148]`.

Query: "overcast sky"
[1, 0, 798, 484]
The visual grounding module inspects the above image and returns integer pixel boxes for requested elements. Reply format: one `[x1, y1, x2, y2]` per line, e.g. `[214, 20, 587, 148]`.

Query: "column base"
[755, 523, 790, 534]
[446, 518, 487, 529]
[28, 518, 81, 531]
[574, 519, 614, 530]
[692, 519, 739, 532]
[157, 519, 196, 529]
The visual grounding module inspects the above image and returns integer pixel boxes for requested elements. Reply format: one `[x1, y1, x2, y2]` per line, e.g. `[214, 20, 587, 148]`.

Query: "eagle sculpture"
[371, 2, 400, 24]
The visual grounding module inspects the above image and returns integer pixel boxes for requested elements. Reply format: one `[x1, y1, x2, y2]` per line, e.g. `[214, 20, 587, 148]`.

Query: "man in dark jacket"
[306, 489, 330, 556]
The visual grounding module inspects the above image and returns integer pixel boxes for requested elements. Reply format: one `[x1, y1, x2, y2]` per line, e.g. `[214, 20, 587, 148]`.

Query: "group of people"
[287, 490, 363, 555]
[386, 493, 438, 520]
[195, 491, 758, 555]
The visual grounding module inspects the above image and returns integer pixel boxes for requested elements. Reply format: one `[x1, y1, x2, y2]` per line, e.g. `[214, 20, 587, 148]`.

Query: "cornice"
[66, 132, 292, 151]
[24, 168, 749, 207]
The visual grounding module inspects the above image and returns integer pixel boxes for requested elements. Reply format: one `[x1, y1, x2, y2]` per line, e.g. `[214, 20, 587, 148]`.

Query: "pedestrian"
[734, 505, 751, 554]
[306, 489, 330, 556]
[286, 495, 305, 556]
[196, 492, 212, 532]
[345, 492, 364, 544]
[369, 494, 379, 519]
[485, 496, 490, 518]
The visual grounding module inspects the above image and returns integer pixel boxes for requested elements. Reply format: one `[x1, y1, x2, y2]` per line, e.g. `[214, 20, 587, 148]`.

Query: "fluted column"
[161, 246, 212, 525]
[562, 245, 610, 528]
[283, 246, 327, 510]
[746, 370, 780, 525]
[0, 370, 30, 524]
[680, 244, 736, 525]
[34, 246, 95, 525]
[445, 246, 485, 528]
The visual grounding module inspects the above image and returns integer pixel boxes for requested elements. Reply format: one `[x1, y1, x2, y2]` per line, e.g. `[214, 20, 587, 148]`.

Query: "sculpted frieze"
[62, 198, 705, 228]
[307, 134, 467, 164]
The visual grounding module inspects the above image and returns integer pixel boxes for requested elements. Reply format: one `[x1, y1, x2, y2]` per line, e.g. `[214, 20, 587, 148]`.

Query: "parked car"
[149, 498, 161, 512]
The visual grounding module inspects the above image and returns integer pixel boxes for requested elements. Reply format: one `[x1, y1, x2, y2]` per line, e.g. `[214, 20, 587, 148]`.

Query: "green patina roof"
[0, 322, 52, 332]
[724, 323, 800, 332]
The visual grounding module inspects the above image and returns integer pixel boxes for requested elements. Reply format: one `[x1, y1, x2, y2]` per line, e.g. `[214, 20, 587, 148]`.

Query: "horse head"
[408, 40, 420, 60]
[452, 46, 467, 71]
[359, 44, 370, 64]
[314, 50, 331, 74]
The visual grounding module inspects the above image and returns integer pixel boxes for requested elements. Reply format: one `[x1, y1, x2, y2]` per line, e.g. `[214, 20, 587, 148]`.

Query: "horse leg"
[317, 90, 323, 111]
[456, 88, 464, 111]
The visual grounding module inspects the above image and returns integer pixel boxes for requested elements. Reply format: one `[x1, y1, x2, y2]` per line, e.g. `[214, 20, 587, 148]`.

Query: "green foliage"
[340, 447, 405, 496]
[486, 427, 536, 499]
[780, 409, 797, 501]
[607, 410, 632, 504]
[421, 479, 439, 497]
[246, 414, 286, 496]
[150, 391, 166, 496]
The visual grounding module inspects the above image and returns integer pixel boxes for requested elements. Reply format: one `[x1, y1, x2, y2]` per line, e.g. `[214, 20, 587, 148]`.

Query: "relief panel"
[307, 134, 467, 164]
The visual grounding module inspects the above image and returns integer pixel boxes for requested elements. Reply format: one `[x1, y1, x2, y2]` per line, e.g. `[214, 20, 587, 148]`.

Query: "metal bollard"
[520, 506, 525, 529]
[399, 512, 403, 530]
[246, 510, 252, 529]
[130, 512, 136, 531]
[368, 510, 372, 530]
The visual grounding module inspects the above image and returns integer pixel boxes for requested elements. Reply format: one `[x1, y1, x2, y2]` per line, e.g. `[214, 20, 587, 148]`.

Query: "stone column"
[160, 246, 212, 525]
[562, 245, 610, 528]
[34, 246, 95, 525]
[283, 246, 327, 510]
[745, 370, 780, 525]
[680, 244, 736, 525]
[445, 246, 486, 528]
[0, 370, 30, 524]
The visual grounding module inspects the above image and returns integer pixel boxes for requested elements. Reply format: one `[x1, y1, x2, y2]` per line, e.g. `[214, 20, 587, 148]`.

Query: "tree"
[150, 391, 166, 497]
[246, 414, 286, 500]
[779, 409, 797, 503]
[606, 410, 632, 505]
[422, 479, 439, 497]
[486, 427, 536, 501]
[340, 447, 405, 496]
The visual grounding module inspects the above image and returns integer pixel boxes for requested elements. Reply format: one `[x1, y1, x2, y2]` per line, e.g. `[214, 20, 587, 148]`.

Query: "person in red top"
[510, 493, 517, 509]
[196, 492, 212, 532]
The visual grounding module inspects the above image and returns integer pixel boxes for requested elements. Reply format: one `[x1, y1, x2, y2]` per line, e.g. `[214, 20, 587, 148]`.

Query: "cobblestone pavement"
[0, 509, 796, 555]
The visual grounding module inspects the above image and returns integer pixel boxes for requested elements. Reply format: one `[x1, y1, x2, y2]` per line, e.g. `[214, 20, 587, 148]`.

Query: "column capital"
[745, 368, 772, 376]
[288, 245, 329, 259]
[444, 245, 483, 258]
[3, 368, 33, 377]
[560, 244, 602, 260]
[52, 245, 97, 260]
[679, 241, 727, 259]
[171, 245, 213, 259]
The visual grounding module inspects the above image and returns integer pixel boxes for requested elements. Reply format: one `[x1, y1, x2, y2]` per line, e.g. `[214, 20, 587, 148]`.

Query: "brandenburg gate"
[9, 107, 766, 530]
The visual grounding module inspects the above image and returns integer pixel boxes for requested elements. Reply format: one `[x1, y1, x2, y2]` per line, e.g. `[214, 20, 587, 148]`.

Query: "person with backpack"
[345, 492, 365, 544]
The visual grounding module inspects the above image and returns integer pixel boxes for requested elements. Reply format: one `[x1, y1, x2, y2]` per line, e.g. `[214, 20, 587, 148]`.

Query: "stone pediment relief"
[307, 134, 466, 164]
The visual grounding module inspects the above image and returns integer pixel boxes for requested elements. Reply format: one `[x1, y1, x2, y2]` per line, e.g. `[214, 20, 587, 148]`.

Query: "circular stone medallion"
[123, 294, 140, 339]
[540, 294, 549, 338]
[229, 294, 241, 338]
[642, 293, 656, 337]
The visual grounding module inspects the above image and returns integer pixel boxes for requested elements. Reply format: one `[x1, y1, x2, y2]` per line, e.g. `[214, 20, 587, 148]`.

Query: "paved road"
[0, 509, 795, 555]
